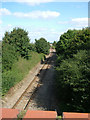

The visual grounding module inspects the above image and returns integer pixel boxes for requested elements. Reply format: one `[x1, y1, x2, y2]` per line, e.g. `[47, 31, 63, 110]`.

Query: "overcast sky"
[0, 0, 89, 43]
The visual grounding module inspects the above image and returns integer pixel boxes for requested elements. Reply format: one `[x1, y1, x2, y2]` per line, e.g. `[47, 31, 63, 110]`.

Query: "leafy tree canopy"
[3, 28, 30, 59]
[35, 38, 50, 54]
[55, 27, 90, 112]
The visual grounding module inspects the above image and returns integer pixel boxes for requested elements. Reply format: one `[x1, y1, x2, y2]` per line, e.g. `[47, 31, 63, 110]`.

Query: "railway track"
[12, 52, 53, 110]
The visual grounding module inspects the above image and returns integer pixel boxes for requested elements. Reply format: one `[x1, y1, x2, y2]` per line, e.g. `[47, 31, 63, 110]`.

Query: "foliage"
[56, 28, 90, 57]
[52, 41, 57, 49]
[2, 27, 46, 96]
[2, 43, 18, 72]
[55, 28, 90, 112]
[2, 51, 44, 96]
[3, 28, 31, 59]
[35, 38, 50, 54]
[28, 43, 36, 51]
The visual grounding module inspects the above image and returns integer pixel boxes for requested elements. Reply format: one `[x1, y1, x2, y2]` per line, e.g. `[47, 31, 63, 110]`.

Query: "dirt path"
[27, 52, 59, 112]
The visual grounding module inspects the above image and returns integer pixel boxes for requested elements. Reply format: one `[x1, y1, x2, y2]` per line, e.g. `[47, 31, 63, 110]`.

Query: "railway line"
[12, 51, 54, 110]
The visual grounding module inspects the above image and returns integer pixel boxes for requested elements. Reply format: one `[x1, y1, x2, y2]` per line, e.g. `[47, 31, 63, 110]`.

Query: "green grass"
[2, 51, 44, 96]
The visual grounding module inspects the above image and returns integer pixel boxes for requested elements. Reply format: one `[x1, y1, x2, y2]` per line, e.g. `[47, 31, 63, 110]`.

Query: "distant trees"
[35, 38, 50, 54]
[52, 41, 57, 49]
[55, 28, 90, 112]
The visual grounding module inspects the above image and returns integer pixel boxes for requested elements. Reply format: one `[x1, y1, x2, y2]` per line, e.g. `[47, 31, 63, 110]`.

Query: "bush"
[2, 71, 17, 95]
[2, 43, 18, 72]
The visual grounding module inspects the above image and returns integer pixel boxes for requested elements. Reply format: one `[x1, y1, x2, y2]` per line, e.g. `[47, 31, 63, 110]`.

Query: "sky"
[0, 0, 89, 43]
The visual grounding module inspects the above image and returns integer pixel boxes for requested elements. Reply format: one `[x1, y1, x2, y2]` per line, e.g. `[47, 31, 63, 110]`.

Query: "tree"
[3, 28, 31, 59]
[28, 43, 36, 51]
[52, 41, 57, 49]
[35, 38, 50, 54]
[56, 29, 78, 57]
[55, 28, 90, 112]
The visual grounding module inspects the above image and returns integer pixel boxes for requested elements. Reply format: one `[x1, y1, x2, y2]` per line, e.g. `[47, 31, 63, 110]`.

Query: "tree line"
[55, 28, 90, 113]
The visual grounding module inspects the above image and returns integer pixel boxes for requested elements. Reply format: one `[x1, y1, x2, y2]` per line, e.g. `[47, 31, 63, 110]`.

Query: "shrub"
[2, 43, 18, 72]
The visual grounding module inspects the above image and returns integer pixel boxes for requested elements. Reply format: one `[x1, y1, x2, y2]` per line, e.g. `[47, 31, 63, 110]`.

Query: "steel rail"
[12, 52, 53, 109]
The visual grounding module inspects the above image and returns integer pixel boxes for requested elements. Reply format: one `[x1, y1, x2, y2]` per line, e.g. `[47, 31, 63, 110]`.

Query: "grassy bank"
[2, 51, 44, 96]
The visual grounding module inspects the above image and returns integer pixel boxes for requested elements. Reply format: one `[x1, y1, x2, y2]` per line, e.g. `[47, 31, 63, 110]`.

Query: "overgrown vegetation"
[55, 28, 90, 113]
[2, 51, 44, 96]
[2, 44, 18, 72]
[2, 27, 48, 96]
